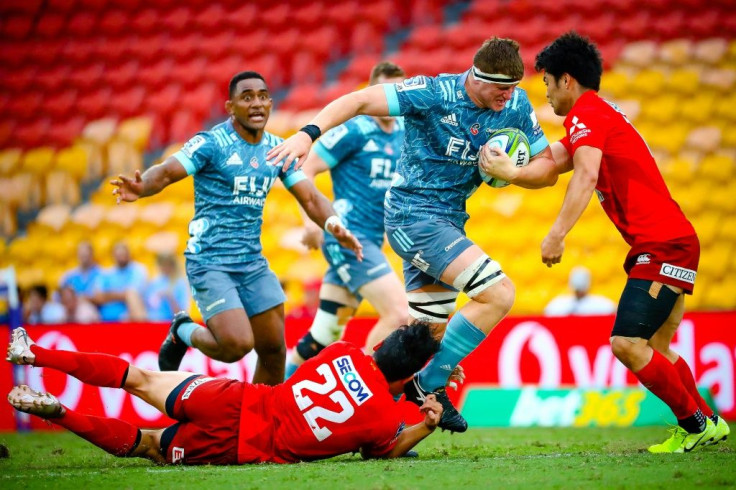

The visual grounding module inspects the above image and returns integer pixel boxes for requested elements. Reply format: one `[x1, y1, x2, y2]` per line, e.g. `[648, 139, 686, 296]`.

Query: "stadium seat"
[106, 140, 143, 177]
[65, 10, 98, 37]
[618, 41, 658, 68]
[55, 145, 90, 183]
[629, 69, 666, 97]
[20, 147, 56, 176]
[44, 170, 81, 206]
[116, 117, 153, 153]
[108, 86, 147, 120]
[701, 68, 736, 93]
[693, 38, 729, 65]
[0, 149, 22, 175]
[81, 118, 118, 147]
[47, 117, 86, 148]
[664, 69, 700, 95]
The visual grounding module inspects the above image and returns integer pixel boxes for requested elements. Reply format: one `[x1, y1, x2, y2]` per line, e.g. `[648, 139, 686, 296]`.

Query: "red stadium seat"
[144, 84, 183, 121]
[137, 57, 175, 90]
[171, 56, 209, 90]
[76, 88, 112, 121]
[350, 22, 384, 56]
[168, 111, 201, 146]
[46, 117, 86, 148]
[280, 84, 323, 112]
[127, 33, 167, 64]
[167, 32, 201, 61]
[129, 8, 160, 35]
[6, 94, 42, 122]
[261, 3, 292, 32]
[14, 119, 51, 149]
[46, 89, 79, 120]
[107, 0, 148, 10]
[3, 66, 37, 93]
[325, 0, 360, 38]
[403, 24, 444, 52]
[650, 11, 688, 41]
[78, 0, 114, 10]
[408, 0, 444, 27]
[2, 0, 43, 15]
[101, 59, 141, 91]
[68, 61, 106, 92]
[1, 14, 34, 40]
[361, 0, 395, 32]
[108, 86, 147, 120]
[193, 4, 228, 34]
[197, 30, 236, 59]
[179, 83, 218, 122]
[0, 121, 15, 149]
[292, 2, 326, 30]
[226, 3, 258, 30]
[159, 6, 193, 34]
[98, 9, 131, 37]
[33, 12, 67, 39]
[614, 11, 652, 40]
[65, 11, 98, 37]
[319, 81, 360, 107]
[63, 38, 103, 65]
[339, 54, 382, 84]
[303, 25, 342, 63]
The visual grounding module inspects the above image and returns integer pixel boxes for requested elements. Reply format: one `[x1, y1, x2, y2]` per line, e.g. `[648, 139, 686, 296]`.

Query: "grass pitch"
[0, 426, 733, 489]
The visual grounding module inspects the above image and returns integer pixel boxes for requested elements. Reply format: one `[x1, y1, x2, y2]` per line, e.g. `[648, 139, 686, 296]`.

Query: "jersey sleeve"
[566, 107, 611, 154]
[361, 419, 405, 458]
[383, 76, 439, 117]
[515, 91, 549, 157]
[313, 120, 363, 169]
[172, 132, 218, 175]
[278, 165, 307, 189]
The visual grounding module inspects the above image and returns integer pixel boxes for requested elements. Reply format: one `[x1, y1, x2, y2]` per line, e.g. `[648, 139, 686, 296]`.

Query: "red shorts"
[624, 235, 699, 294]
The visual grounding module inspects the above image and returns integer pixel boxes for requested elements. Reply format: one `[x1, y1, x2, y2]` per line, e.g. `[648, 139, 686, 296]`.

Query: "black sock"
[709, 414, 719, 424]
[678, 409, 706, 433]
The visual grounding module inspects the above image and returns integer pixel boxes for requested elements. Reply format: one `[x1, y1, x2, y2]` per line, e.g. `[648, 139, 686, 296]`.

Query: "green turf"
[0, 426, 733, 489]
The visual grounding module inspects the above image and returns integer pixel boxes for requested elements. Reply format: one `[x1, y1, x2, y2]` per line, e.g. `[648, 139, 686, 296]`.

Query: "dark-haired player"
[480, 31, 728, 453]
[7, 323, 442, 464]
[111, 72, 362, 384]
[268, 38, 558, 433]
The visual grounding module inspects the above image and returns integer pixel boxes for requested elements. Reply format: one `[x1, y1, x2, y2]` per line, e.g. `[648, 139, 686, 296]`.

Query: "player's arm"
[267, 84, 389, 169]
[541, 145, 602, 267]
[110, 156, 188, 203]
[289, 179, 363, 261]
[363, 394, 443, 459]
[296, 151, 332, 250]
[480, 144, 559, 189]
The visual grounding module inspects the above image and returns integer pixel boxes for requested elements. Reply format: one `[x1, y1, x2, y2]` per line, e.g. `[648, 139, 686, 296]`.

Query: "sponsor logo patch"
[636, 254, 651, 265]
[181, 135, 206, 157]
[171, 447, 185, 463]
[333, 355, 373, 405]
[226, 153, 243, 166]
[411, 251, 430, 272]
[181, 377, 215, 400]
[660, 263, 696, 284]
[440, 113, 459, 126]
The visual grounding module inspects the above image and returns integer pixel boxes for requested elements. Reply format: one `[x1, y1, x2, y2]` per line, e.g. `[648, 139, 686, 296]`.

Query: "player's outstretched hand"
[267, 131, 313, 172]
[328, 222, 363, 261]
[541, 231, 565, 267]
[110, 170, 144, 204]
[420, 394, 443, 430]
[446, 365, 465, 391]
[479, 144, 517, 182]
[301, 224, 324, 250]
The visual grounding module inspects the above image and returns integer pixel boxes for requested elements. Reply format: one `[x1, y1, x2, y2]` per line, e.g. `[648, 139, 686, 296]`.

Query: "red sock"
[55, 407, 140, 457]
[633, 349, 698, 419]
[673, 356, 714, 417]
[30, 345, 129, 388]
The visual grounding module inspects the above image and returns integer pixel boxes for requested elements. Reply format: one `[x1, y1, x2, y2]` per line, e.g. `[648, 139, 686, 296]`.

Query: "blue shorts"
[322, 235, 392, 298]
[186, 258, 286, 322]
[385, 220, 473, 292]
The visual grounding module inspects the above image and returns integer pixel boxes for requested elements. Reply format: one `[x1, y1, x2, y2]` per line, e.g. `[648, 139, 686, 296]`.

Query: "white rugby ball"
[480, 128, 531, 188]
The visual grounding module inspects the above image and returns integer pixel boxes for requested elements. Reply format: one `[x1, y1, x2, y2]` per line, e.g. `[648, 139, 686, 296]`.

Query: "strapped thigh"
[407, 291, 458, 324]
[452, 254, 505, 298]
[611, 279, 680, 340]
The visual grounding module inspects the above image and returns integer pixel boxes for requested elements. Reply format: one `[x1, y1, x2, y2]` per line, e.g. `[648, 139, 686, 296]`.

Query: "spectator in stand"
[544, 266, 616, 316]
[60, 241, 102, 300]
[92, 241, 147, 322]
[23, 285, 65, 325]
[59, 285, 100, 324]
[145, 254, 190, 322]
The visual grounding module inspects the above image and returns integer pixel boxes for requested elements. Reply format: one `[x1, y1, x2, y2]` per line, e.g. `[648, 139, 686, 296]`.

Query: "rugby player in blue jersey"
[285, 62, 408, 379]
[269, 39, 559, 431]
[111, 72, 362, 386]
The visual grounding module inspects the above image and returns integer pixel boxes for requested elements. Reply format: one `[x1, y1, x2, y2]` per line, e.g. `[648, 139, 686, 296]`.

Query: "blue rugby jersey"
[383, 71, 548, 228]
[173, 119, 306, 265]
[314, 115, 404, 244]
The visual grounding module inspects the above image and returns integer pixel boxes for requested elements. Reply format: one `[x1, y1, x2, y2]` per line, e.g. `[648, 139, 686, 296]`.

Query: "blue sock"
[284, 360, 299, 380]
[177, 321, 201, 348]
[418, 312, 486, 390]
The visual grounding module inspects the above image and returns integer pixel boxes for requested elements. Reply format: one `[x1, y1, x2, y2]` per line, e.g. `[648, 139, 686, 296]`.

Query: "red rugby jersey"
[268, 342, 404, 462]
[560, 91, 695, 246]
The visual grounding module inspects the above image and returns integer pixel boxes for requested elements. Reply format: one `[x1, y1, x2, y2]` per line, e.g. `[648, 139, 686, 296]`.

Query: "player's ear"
[225, 99, 233, 115]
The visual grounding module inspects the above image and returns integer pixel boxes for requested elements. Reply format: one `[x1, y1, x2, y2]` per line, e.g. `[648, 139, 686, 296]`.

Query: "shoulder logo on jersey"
[440, 114, 459, 126]
[226, 153, 243, 166]
[362, 139, 380, 152]
[396, 76, 427, 92]
[569, 116, 591, 144]
[320, 125, 349, 150]
[470, 123, 480, 135]
[333, 355, 373, 406]
[250, 156, 259, 168]
[181, 135, 207, 158]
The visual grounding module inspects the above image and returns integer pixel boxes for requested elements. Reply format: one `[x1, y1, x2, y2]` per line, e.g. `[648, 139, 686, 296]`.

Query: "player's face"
[468, 75, 518, 111]
[543, 72, 572, 116]
[227, 78, 272, 131]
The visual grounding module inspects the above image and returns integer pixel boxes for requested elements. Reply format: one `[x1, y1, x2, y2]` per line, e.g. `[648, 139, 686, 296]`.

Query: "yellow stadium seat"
[693, 214, 721, 245]
[74, 140, 106, 183]
[116, 117, 153, 152]
[697, 153, 732, 182]
[144, 231, 180, 255]
[71, 202, 106, 230]
[679, 93, 717, 125]
[698, 243, 732, 281]
[664, 68, 700, 95]
[0, 203, 16, 239]
[619, 41, 658, 69]
[614, 99, 641, 122]
[104, 203, 139, 230]
[44, 170, 81, 206]
[80, 118, 117, 146]
[701, 68, 736, 93]
[639, 95, 679, 125]
[686, 127, 722, 155]
[35, 204, 72, 232]
[139, 202, 175, 228]
[660, 156, 696, 187]
[107, 140, 142, 176]
[55, 145, 90, 183]
[719, 216, 736, 241]
[630, 69, 667, 98]
[158, 142, 184, 163]
[20, 147, 56, 175]
[642, 124, 689, 155]
[8, 173, 43, 211]
[693, 38, 728, 65]
[0, 148, 22, 176]
[658, 39, 693, 67]
[267, 110, 298, 138]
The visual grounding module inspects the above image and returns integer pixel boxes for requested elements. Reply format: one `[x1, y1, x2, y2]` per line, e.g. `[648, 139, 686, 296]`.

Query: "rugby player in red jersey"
[479, 31, 729, 453]
[6, 323, 443, 464]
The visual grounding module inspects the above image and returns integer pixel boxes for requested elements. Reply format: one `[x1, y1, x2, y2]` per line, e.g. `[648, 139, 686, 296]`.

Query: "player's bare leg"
[193, 308, 256, 363]
[249, 304, 287, 385]
[358, 273, 408, 352]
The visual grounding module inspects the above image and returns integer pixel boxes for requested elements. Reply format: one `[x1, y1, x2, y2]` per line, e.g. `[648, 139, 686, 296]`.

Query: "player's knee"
[254, 337, 286, 362]
[218, 339, 254, 363]
[452, 254, 509, 306]
[378, 304, 408, 327]
[609, 335, 647, 367]
[473, 277, 515, 316]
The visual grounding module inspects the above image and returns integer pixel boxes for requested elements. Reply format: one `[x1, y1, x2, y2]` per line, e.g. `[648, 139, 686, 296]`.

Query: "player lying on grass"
[7, 324, 444, 465]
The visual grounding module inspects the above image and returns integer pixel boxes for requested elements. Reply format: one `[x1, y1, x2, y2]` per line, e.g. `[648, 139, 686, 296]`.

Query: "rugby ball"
[479, 128, 530, 188]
